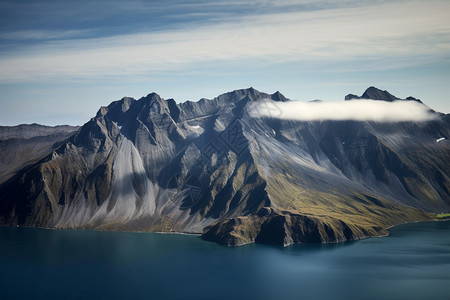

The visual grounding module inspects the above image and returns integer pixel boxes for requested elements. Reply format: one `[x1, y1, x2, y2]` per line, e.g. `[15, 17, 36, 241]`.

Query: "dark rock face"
[361, 86, 399, 101]
[0, 88, 449, 246]
[202, 207, 376, 246]
[345, 86, 422, 103]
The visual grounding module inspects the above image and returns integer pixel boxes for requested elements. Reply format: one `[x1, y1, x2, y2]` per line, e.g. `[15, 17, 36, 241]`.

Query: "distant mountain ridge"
[0, 87, 448, 246]
[0, 124, 78, 140]
[0, 124, 79, 185]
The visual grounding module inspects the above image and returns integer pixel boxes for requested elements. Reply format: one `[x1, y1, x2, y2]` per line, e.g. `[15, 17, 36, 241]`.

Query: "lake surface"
[1, 221, 449, 300]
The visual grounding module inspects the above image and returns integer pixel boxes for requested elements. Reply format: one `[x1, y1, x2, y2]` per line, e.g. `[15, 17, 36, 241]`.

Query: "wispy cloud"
[0, 30, 90, 41]
[0, 1, 449, 82]
[249, 99, 437, 122]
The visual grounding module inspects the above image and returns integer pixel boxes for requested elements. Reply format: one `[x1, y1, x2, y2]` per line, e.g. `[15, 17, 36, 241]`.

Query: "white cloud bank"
[249, 99, 437, 122]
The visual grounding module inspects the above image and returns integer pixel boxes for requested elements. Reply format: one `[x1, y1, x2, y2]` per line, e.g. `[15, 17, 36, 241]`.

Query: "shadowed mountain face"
[0, 87, 449, 246]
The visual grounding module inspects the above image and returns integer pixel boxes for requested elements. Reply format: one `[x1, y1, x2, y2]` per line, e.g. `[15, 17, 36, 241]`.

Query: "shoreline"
[0, 224, 202, 237]
[2, 218, 448, 247]
[367, 218, 450, 241]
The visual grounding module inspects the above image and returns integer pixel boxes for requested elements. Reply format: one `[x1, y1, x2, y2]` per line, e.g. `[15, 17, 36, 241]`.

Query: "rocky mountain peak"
[344, 94, 359, 100]
[95, 96, 136, 120]
[345, 86, 422, 103]
[214, 88, 290, 110]
[142, 92, 162, 103]
[138, 92, 168, 113]
[362, 86, 399, 101]
[217, 87, 261, 103]
[271, 91, 289, 102]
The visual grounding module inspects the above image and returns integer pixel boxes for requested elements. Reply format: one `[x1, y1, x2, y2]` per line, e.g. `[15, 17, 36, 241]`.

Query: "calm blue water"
[0, 221, 449, 300]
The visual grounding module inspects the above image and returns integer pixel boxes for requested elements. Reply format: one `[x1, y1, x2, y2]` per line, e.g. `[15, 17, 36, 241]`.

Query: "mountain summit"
[345, 86, 422, 103]
[0, 88, 449, 246]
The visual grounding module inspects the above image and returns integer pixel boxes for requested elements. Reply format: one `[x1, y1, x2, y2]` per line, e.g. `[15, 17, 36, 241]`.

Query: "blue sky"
[1, 0, 449, 126]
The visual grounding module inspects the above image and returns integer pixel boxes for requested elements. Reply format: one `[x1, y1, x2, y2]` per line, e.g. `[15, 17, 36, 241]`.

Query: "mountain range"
[0, 87, 449, 246]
